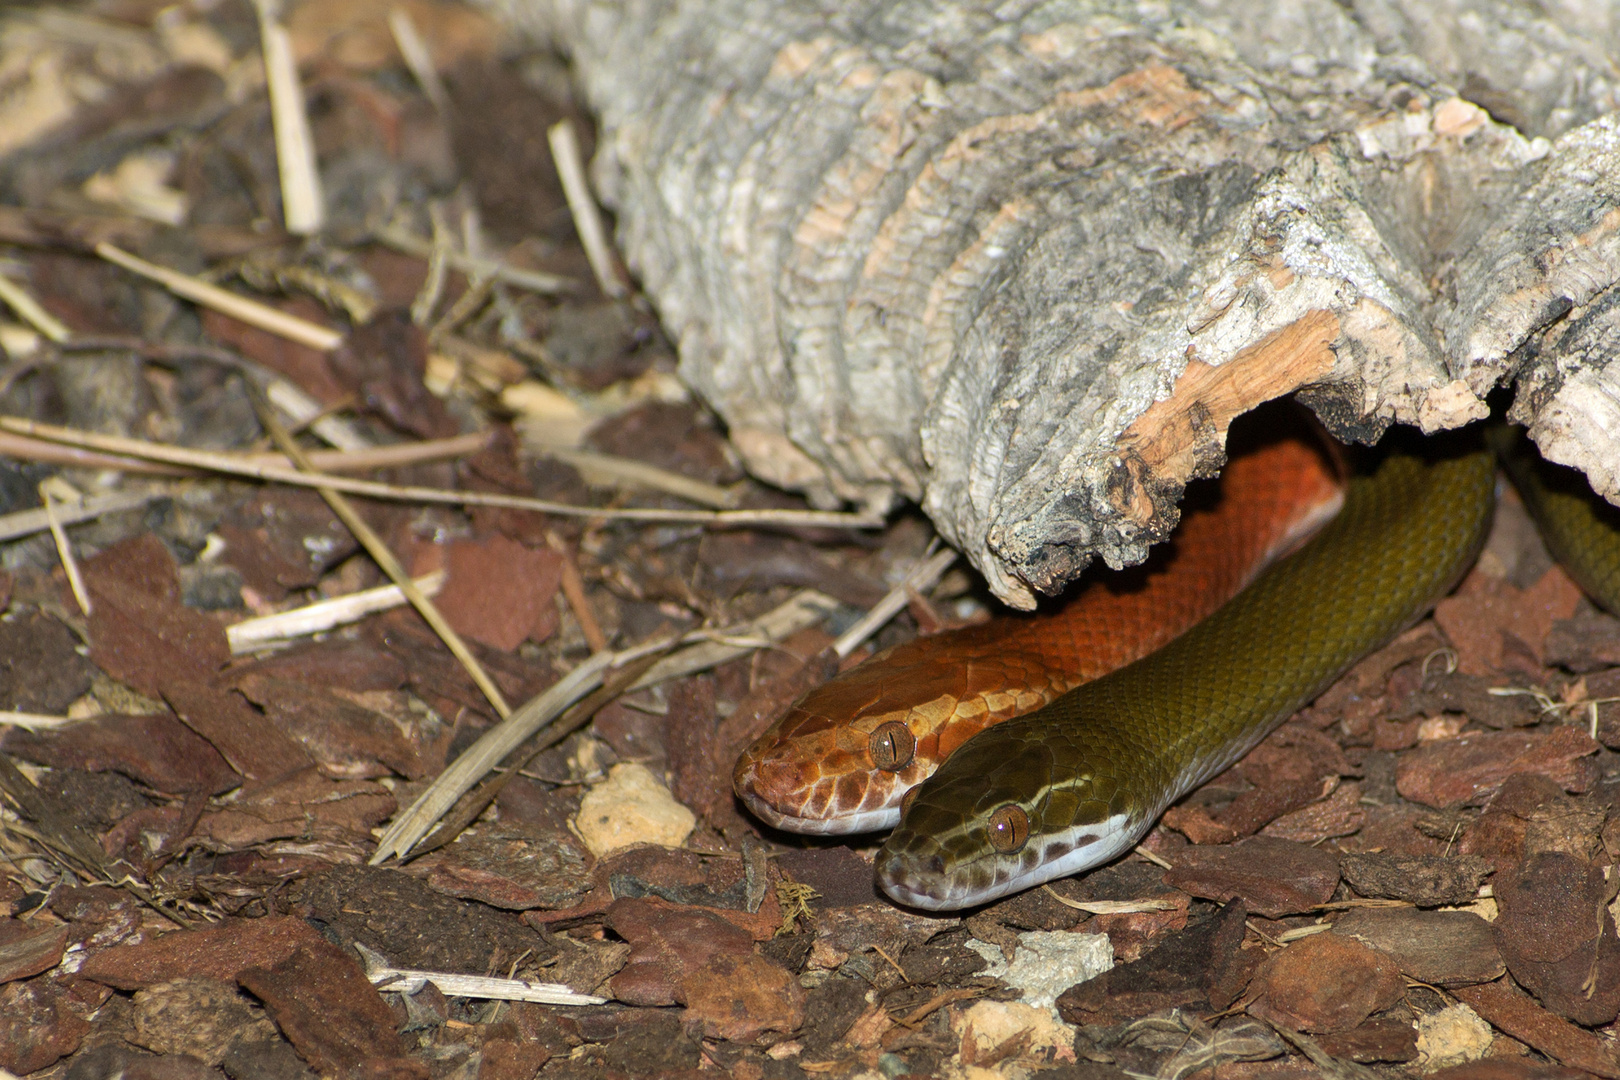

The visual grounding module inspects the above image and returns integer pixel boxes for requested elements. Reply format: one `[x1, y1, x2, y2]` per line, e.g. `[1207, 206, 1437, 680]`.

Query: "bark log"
[482, 0, 1620, 608]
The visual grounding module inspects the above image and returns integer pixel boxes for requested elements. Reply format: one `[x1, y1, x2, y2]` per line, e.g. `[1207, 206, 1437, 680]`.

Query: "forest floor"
[0, 2, 1615, 1079]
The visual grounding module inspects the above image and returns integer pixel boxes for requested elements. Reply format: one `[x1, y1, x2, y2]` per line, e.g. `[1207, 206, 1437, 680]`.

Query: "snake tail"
[875, 430, 1496, 910]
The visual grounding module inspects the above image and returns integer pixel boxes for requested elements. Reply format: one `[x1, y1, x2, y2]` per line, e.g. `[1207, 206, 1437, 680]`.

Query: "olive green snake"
[873, 425, 1620, 910]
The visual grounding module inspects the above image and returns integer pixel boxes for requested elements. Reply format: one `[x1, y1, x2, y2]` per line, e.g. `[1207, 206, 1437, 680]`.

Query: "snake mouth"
[737, 796, 899, 836]
[876, 849, 1038, 911]
[734, 749, 907, 835]
[733, 758, 901, 835]
[874, 847, 958, 910]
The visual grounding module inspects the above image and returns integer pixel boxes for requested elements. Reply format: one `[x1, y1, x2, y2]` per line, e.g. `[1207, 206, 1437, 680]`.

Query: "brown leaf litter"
[0, 2, 1617, 1079]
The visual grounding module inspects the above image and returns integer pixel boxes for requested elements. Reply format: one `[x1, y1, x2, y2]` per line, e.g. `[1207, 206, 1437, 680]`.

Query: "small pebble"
[572, 762, 695, 857]
[965, 929, 1112, 1011]
[1414, 1003, 1493, 1072]
[952, 1000, 1077, 1063]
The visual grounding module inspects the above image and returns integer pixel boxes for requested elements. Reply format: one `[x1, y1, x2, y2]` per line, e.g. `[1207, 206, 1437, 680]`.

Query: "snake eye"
[869, 721, 915, 771]
[986, 805, 1029, 854]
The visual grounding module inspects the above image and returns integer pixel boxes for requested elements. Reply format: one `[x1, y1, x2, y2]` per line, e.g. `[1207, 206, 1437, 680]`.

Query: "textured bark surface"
[483, 0, 1620, 607]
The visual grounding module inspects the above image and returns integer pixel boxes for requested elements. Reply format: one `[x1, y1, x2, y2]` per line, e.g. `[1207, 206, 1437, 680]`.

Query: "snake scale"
[1493, 425, 1620, 616]
[732, 419, 1620, 910]
[873, 429, 1497, 909]
[734, 417, 1344, 834]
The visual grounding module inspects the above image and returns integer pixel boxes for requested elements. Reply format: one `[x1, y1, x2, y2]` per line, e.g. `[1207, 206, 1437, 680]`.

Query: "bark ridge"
[485, 0, 1620, 607]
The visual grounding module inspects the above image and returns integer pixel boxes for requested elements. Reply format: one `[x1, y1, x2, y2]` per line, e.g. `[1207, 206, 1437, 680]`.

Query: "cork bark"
[483, 0, 1620, 608]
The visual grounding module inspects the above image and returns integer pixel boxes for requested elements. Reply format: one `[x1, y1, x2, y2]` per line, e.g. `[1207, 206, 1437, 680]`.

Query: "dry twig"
[226, 571, 447, 654]
[546, 531, 607, 652]
[374, 220, 573, 295]
[372, 587, 838, 862]
[250, 391, 512, 718]
[832, 547, 957, 658]
[0, 273, 68, 342]
[96, 243, 342, 351]
[547, 119, 624, 299]
[545, 446, 740, 509]
[354, 942, 603, 1006]
[0, 490, 160, 543]
[253, 0, 324, 234]
[1, 416, 885, 529]
[38, 478, 90, 615]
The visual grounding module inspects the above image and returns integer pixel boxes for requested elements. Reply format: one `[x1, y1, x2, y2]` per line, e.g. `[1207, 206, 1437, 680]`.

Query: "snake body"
[874, 432, 1496, 910]
[734, 424, 1344, 833]
[1492, 426, 1620, 615]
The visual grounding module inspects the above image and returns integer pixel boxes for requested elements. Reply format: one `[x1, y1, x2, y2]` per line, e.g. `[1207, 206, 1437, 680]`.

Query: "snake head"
[733, 650, 978, 834]
[874, 717, 1140, 910]
[733, 624, 1058, 835]
[733, 698, 931, 835]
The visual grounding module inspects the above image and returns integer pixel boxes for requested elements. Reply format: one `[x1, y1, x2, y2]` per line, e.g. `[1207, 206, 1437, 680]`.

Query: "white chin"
[882, 813, 1141, 910]
[744, 803, 900, 836]
[877, 878, 961, 910]
[1030, 815, 1141, 885]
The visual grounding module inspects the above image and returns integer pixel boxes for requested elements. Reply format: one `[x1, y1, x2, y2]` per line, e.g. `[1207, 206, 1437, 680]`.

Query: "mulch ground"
[0, 3, 1617, 1079]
